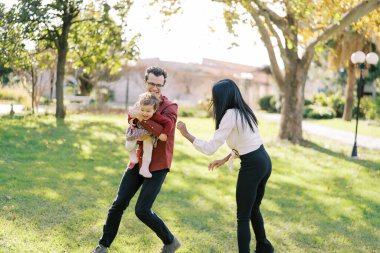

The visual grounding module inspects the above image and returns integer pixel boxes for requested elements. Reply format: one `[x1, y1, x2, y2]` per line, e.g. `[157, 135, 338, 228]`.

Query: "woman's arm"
[177, 110, 235, 155]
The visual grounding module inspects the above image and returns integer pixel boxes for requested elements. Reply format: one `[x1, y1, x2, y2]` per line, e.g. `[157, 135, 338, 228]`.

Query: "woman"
[176, 79, 274, 253]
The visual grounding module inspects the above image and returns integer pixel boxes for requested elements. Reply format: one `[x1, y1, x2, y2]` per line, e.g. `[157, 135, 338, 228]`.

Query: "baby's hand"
[158, 133, 167, 141]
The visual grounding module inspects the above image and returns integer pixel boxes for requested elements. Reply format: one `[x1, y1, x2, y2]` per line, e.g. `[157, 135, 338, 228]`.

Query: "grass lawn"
[0, 113, 379, 253]
[305, 117, 380, 139]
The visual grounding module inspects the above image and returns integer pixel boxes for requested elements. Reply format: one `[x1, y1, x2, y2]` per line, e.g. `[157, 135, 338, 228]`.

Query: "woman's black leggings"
[236, 145, 272, 253]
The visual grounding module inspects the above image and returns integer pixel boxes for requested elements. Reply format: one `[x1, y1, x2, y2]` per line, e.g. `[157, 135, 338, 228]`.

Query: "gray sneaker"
[92, 244, 108, 253]
[160, 237, 181, 253]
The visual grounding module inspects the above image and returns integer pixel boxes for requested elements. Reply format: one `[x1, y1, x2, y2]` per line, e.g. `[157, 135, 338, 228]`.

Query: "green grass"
[305, 117, 380, 139]
[0, 113, 379, 253]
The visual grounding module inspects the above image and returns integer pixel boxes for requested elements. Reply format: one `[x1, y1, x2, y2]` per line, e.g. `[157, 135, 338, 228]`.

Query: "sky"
[1, 0, 270, 67]
[126, 0, 269, 67]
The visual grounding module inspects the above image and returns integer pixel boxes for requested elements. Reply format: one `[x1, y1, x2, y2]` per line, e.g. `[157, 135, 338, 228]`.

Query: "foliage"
[303, 105, 336, 119]
[0, 84, 30, 106]
[212, 0, 380, 143]
[259, 95, 273, 112]
[68, 1, 140, 95]
[178, 105, 210, 118]
[197, 98, 213, 117]
[312, 92, 345, 117]
[353, 96, 380, 120]
[258, 95, 281, 113]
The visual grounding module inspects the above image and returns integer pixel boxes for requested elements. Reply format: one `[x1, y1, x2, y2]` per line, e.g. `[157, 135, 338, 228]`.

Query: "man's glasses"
[147, 82, 165, 88]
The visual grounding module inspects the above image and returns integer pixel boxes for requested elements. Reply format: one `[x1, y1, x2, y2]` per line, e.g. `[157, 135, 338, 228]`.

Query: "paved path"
[260, 113, 380, 151]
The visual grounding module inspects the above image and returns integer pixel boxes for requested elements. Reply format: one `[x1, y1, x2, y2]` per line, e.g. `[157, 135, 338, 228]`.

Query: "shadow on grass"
[301, 140, 380, 171]
[265, 142, 380, 252]
[0, 115, 128, 249]
[0, 115, 238, 252]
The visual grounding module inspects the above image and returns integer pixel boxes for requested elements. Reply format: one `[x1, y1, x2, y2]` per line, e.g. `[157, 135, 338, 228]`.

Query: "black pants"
[99, 164, 174, 247]
[236, 145, 273, 253]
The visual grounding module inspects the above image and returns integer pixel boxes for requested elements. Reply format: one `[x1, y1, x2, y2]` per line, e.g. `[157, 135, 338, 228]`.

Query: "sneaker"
[92, 244, 108, 253]
[160, 237, 181, 253]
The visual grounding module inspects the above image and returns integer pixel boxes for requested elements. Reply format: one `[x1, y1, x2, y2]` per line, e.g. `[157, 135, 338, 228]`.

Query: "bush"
[353, 97, 379, 120]
[304, 99, 313, 106]
[198, 98, 213, 117]
[259, 95, 281, 113]
[0, 85, 30, 106]
[270, 96, 282, 113]
[312, 92, 344, 118]
[326, 93, 345, 117]
[303, 105, 336, 119]
[259, 95, 273, 111]
[179, 104, 211, 118]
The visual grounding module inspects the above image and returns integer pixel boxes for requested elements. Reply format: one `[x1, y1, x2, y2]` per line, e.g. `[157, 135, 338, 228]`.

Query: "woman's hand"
[176, 121, 188, 136]
[177, 121, 196, 143]
[208, 158, 227, 171]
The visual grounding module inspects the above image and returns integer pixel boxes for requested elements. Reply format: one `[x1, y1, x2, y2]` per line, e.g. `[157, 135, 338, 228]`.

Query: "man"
[92, 66, 181, 253]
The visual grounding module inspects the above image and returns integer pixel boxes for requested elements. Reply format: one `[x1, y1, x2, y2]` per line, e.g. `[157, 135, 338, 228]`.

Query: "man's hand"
[208, 159, 227, 171]
[158, 133, 167, 141]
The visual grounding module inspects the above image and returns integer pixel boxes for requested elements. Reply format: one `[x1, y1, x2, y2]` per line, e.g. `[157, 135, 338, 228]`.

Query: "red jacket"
[137, 96, 178, 172]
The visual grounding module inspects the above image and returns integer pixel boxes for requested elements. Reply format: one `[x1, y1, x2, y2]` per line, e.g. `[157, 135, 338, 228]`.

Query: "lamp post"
[350, 51, 379, 158]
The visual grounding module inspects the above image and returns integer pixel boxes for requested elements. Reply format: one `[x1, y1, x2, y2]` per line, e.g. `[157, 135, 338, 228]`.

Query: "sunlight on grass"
[30, 187, 61, 200]
[94, 166, 119, 175]
[0, 114, 379, 252]
[61, 172, 86, 180]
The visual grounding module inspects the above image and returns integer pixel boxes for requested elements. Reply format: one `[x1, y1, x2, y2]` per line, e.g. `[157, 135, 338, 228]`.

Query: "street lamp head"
[366, 52, 379, 65]
[351, 51, 366, 64]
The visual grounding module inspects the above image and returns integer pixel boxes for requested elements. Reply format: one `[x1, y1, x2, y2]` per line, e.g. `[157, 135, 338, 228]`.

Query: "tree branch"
[309, 0, 380, 48]
[250, 0, 286, 29]
[243, 3, 284, 88]
[262, 11, 286, 64]
[71, 17, 95, 24]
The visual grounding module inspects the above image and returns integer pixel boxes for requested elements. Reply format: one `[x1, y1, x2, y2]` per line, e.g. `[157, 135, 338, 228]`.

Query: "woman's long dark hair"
[212, 79, 258, 132]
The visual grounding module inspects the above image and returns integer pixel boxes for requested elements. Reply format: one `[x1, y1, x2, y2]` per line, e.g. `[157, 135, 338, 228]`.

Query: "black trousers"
[236, 145, 273, 253]
[99, 164, 174, 247]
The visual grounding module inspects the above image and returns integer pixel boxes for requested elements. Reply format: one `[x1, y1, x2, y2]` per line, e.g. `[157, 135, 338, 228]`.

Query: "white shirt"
[193, 109, 263, 156]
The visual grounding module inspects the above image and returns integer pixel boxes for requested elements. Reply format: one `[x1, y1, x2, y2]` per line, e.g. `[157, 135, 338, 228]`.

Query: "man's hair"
[144, 66, 167, 84]
[138, 92, 160, 111]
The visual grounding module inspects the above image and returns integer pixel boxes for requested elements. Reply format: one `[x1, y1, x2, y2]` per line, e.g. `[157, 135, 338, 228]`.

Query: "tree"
[0, 3, 48, 113]
[154, 0, 380, 143]
[68, 1, 140, 96]
[219, 0, 380, 143]
[327, 31, 371, 121]
[11, 0, 140, 118]
[12, 0, 83, 118]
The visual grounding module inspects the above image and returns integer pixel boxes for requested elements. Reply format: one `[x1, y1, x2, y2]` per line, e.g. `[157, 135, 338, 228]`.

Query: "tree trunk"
[55, 47, 67, 118]
[49, 68, 54, 102]
[31, 67, 36, 114]
[342, 61, 356, 121]
[55, 24, 70, 118]
[78, 74, 94, 96]
[279, 65, 309, 144]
